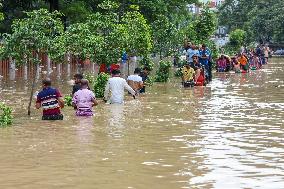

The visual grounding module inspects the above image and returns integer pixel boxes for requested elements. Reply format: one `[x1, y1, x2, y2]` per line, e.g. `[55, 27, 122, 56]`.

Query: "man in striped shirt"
[36, 78, 64, 120]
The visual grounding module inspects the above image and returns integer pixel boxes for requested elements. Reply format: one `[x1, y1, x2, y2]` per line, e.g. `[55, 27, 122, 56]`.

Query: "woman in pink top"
[72, 79, 98, 116]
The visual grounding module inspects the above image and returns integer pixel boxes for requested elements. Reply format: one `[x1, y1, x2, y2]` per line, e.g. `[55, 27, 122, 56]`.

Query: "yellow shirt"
[182, 66, 195, 81]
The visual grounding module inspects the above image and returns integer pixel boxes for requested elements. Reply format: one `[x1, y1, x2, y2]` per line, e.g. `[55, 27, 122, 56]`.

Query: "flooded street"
[0, 58, 283, 189]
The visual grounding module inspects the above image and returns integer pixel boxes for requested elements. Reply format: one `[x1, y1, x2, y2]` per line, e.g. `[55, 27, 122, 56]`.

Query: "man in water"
[72, 73, 83, 95]
[72, 79, 98, 116]
[36, 78, 64, 120]
[182, 63, 195, 87]
[199, 44, 211, 82]
[104, 69, 136, 104]
[127, 68, 143, 93]
[139, 67, 150, 93]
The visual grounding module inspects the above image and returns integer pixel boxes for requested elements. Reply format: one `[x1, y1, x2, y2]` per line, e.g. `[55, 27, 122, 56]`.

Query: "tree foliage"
[218, 0, 284, 43]
[0, 9, 64, 65]
[229, 29, 246, 50]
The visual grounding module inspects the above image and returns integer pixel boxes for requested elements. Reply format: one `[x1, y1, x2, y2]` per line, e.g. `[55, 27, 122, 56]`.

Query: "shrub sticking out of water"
[155, 60, 172, 82]
[94, 72, 110, 98]
[145, 76, 154, 86]
[0, 103, 13, 127]
[64, 95, 73, 106]
[174, 60, 187, 77]
[84, 73, 95, 89]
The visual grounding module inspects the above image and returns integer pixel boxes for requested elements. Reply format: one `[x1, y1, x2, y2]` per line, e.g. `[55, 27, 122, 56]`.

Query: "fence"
[0, 53, 85, 80]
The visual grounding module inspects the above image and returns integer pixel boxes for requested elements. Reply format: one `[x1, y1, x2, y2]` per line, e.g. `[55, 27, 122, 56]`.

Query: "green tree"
[218, 0, 284, 43]
[194, 6, 217, 43]
[229, 29, 246, 50]
[152, 14, 177, 59]
[0, 9, 65, 115]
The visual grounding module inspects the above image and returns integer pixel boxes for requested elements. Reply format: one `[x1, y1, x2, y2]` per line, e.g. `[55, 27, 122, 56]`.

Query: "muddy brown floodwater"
[0, 58, 283, 189]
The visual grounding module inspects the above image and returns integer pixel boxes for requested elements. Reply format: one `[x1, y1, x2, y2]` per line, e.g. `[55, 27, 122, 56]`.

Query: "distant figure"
[232, 57, 241, 73]
[264, 46, 270, 64]
[139, 67, 150, 93]
[217, 55, 227, 72]
[36, 78, 64, 120]
[127, 68, 143, 93]
[104, 69, 136, 104]
[72, 79, 98, 116]
[238, 53, 249, 71]
[72, 73, 83, 95]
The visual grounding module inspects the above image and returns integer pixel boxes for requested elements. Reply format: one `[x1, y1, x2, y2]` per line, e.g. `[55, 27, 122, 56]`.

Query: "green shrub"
[64, 95, 73, 106]
[145, 75, 154, 86]
[84, 73, 95, 89]
[139, 56, 154, 71]
[174, 60, 187, 77]
[94, 72, 110, 98]
[0, 103, 13, 127]
[155, 60, 172, 82]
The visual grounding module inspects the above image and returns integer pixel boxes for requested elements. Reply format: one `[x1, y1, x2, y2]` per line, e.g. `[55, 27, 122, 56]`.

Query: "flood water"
[0, 58, 283, 189]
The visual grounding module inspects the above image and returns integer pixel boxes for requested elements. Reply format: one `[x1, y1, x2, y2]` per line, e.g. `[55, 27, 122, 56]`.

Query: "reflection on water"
[0, 58, 283, 189]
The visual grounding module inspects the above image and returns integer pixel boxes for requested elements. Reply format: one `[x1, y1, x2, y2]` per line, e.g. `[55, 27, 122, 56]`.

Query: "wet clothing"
[217, 58, 227, 72]
[72, 84, 81, 95]
[195, 71, 205, 86]
[36, 87, 63, 119]
[127, 74, 143, 93]
[104, 77, 136, 104]
[199, 48, 211, 66]
[139, 72, 148, 93]
[182, 66, 195, 81]
[187, 48, 199, 63]
[72, 89, 96, 116]
[42, 114, 63, 120]
[239, 56, 249, 71]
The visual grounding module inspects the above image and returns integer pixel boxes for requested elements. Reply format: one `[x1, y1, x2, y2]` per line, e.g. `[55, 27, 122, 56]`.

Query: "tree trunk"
[28, 71, 37, 116]
[48, 0, 59, 12]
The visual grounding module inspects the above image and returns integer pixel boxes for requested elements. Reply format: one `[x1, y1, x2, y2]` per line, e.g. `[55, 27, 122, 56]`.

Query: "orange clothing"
[239, 56, 248, 65]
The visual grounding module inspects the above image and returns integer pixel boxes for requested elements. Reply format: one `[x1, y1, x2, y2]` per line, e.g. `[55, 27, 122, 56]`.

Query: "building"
[188, 0, 225, 14]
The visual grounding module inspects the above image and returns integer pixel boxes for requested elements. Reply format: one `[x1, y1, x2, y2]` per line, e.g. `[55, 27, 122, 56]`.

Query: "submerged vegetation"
[0, 103, 13, 127]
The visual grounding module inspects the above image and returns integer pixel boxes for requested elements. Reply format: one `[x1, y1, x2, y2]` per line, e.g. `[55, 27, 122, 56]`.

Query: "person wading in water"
[35, 78, 64, 120]
[104, 69, 136, 104]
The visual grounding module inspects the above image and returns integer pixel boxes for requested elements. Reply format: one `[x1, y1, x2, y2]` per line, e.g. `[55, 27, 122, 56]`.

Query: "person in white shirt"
[104, 69, 136, 104]
[127, 68, 143, 93]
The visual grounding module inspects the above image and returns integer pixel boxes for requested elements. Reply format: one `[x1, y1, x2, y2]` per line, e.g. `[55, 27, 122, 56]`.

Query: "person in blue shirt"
[199, 44, 212, 83]
[187, 44, 199, 65]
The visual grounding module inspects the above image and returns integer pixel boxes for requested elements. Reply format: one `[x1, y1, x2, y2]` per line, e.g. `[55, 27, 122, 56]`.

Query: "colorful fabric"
[36, 87, 62, 116]
[72, 89, 96, 116]
[239, 56, 248, 65]
[182, 66, 195, 81]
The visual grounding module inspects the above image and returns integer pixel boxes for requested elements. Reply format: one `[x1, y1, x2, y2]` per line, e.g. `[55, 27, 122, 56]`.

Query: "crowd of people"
[181, 43, 213, 87]
[216, 45, 270, 73]
[34, 44, 271, 120]
[35, 67, 150, 120]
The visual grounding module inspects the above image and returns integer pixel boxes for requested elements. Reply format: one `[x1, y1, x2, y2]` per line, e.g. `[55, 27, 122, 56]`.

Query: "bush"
[174, 60, 187, 77]
[64, 95, 72, 106]
[155, 60, 172, 82]
[139, 56, 154, 71]
[84, 73, 95, 89]
[0, 103, 13, 127]
[94, 72, 110, 98]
